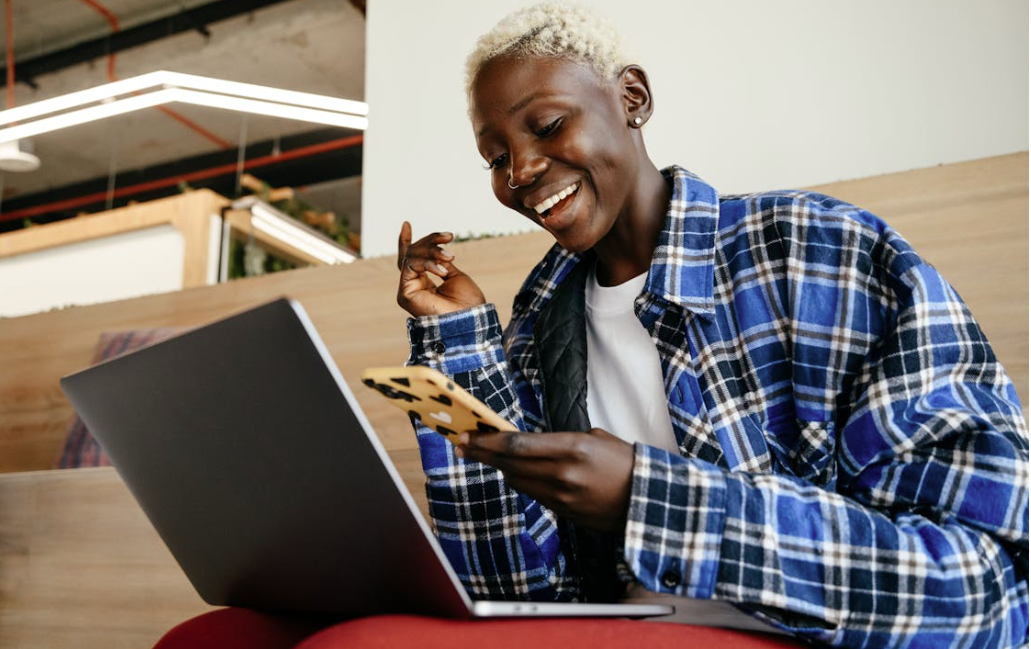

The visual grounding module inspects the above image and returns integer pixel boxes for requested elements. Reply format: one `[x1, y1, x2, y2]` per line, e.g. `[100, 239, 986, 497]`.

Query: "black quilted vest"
[531, 257, 625, 602]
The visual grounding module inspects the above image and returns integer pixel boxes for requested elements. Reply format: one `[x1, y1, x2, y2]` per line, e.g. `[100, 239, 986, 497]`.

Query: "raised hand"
[396, 221, 487, 318]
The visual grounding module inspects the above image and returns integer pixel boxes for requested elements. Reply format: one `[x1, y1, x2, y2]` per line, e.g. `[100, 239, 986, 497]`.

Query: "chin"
[558, 239, 593, 254]
[548, 230, 596, 254]
[551, 218, 611, 254]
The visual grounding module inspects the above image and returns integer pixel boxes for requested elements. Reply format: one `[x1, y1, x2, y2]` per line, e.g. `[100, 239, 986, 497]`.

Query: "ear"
[619, 65, 653, 128]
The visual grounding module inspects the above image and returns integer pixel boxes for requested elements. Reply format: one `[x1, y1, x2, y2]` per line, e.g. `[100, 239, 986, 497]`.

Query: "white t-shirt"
[585, 266, 785, 634]
[584, 266, 681, 456]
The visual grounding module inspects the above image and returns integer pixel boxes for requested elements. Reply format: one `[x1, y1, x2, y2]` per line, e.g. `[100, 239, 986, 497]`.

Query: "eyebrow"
[509, 91, 548, 115]
[475, 91, 554, 137]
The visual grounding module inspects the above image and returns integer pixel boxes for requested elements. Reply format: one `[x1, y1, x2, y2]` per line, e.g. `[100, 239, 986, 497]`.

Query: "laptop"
[61, 298, 673, 620]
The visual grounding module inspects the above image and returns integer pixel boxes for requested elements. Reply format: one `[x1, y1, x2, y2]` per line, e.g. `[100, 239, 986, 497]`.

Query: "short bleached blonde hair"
[465, 3, 634, 96]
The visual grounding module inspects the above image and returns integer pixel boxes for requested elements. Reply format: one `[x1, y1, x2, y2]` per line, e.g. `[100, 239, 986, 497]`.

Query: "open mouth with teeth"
[533, 181, 579, 218]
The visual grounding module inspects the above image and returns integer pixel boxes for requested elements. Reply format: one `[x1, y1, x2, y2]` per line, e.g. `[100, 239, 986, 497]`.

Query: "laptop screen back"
[61, 298, 470, 617]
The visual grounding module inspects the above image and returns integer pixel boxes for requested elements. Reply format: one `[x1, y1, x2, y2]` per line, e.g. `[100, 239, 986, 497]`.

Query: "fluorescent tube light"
[251, 216, 346, 265]
[244, 200, 356, 265]
[251, 216, 356, 265]
[0, 71, 168, 125]
[0, 88, 178, 143]
[169, 89, 368, 131]
[0, 71, 368, 144]
[160, 71, 368, 116]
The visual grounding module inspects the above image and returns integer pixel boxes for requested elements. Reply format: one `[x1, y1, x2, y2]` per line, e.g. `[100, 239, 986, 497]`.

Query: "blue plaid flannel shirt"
[406, 167, 1029, 647]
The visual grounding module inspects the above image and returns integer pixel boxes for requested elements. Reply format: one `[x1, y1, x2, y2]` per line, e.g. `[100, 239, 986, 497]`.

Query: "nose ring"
[507, 176, 521, 190]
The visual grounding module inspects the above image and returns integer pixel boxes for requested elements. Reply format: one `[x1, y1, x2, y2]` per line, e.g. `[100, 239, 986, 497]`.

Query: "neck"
[592, 162, 671, 287]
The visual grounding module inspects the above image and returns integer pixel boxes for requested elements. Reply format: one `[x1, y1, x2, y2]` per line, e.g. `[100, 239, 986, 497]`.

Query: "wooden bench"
[0, 153, 1026, 648]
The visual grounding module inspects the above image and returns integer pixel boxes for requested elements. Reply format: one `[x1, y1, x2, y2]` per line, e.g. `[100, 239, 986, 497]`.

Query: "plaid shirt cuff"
[406, 304, 506, 373]
[624, 443, 727, 599]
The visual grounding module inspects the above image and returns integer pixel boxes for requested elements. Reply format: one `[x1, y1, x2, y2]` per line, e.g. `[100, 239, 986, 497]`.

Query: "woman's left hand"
[455, 428, 634, 533]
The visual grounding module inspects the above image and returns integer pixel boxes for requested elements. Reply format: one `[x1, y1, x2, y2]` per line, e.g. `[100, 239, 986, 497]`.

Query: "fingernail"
[439, 250, 455, 260]
[431, 263, 448, 276]
[457, 433, 470, 445]
[454, 446, 465, 458]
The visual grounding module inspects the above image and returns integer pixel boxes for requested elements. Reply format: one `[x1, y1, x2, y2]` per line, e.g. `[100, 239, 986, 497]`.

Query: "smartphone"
[362, 365, 514, 439]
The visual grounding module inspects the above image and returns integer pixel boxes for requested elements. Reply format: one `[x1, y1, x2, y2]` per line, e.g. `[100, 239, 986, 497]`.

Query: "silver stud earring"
[633, 116, 643, 126]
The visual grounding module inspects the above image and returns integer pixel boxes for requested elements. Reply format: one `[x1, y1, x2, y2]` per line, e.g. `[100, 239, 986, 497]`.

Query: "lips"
[531, 181, 579, 217]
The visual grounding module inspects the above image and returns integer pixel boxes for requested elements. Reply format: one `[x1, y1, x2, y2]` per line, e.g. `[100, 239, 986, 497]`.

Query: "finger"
[435, 246, 455, 262]
[398, 256, 439, 296]
[498, 473, 566, 509]
[436, 258, 469, 279]
[410, 231, 454, 251]
[400, 250, 450, 279]
[397, 221, 412, 271]
[398, 256, 425, 283]
[450, 453, 562, 509]
[460, 431, 577, 459]
[406, 232, 455, 276]
[419, 259, 450, 278]
[457, 445, 559, 481]
[398, 263, 443, 305]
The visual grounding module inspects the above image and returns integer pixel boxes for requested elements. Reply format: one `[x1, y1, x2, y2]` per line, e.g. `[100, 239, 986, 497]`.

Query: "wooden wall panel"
[1, 153, 1025, 475]
[0, 451, 427, 649]
[0, 468, 214, 648]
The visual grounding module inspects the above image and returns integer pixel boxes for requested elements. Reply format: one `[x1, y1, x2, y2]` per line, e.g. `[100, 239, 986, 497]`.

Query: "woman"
[395, 4, 1028, 647]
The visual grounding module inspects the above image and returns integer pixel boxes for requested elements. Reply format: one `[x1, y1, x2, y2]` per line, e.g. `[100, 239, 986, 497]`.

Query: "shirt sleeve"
[623, 260, 1029, 646]
[406, 303, 578, 601]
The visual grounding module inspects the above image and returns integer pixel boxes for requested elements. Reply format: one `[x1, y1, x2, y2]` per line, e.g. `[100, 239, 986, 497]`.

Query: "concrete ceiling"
[0, 0, 365, 225]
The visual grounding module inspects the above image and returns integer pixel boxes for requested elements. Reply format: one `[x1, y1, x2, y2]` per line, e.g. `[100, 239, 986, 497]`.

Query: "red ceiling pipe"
[75, 0, 231, 149]
[4, 0, 15, 109]
[153, 105, 232, 149]
[75, 0, 120, 81]
[0, 134, 362, 222]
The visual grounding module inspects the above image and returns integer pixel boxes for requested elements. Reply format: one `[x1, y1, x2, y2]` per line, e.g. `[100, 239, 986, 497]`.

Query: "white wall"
[0, 226, 185, 318]
[362, 0, 1028, 259]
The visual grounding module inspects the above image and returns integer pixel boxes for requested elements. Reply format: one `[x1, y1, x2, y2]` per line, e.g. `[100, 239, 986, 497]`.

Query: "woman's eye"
[485, 153, 509, 170]
[535, 118, 561, 137]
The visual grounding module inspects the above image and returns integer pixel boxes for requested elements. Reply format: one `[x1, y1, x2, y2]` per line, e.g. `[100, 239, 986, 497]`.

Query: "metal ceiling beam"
[0, 127, 362, 230]
[1, 0, 294, 89]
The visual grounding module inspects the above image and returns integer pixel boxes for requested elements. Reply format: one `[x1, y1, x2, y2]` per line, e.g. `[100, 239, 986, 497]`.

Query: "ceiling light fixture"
[0, 88, 179, 143]
[170, 89, 365, 130]
[235, 197, 357, 265]
[0, 139, 40, 172]
[0, 71, 368, 145]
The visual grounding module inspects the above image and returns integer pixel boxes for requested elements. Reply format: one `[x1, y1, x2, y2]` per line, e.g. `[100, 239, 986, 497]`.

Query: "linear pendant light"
[0, 71, 368, 144]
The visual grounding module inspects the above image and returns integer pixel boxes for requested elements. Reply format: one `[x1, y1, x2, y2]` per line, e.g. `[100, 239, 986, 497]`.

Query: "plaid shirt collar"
[643, 166, 720, 317]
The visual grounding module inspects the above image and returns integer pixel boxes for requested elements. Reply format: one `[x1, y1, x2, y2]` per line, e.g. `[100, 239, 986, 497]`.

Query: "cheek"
[490, 176, 525, 215]
[490, 176, 508, 204]
[553, 130, 587, 161]
[557, 127, 622, 181]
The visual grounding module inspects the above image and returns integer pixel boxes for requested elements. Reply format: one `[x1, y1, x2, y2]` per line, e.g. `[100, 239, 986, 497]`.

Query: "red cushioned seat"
[298, 615, 804, 649]
[153, 608, 327, 649]
[155, 609, 807, 649]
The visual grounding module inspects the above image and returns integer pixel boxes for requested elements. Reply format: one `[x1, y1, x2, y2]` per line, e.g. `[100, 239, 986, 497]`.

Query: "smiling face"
[469, 55, 650, 253]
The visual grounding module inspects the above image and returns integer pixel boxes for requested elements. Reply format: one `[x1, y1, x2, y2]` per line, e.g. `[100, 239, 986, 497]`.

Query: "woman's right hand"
[397, 221, 487, 318]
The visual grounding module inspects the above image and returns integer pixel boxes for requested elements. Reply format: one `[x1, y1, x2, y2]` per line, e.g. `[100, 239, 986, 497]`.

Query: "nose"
[508, 145, 548, 188]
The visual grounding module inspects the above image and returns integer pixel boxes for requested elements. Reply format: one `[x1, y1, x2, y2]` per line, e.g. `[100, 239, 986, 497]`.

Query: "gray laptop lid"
[61, 298, 672, 619]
